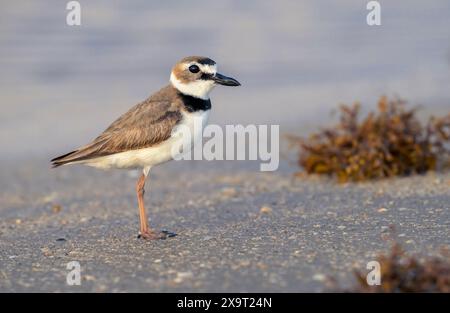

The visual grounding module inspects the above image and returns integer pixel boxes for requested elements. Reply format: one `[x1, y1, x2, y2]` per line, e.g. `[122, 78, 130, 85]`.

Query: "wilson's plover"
[51, 56, 240, 240]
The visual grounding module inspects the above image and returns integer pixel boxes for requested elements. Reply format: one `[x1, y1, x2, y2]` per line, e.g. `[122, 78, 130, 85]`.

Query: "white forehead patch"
[187, 62, 217, 75]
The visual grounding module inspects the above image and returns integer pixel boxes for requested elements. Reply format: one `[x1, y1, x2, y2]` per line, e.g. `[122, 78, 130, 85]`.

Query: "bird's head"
[170, 56, 240, 100]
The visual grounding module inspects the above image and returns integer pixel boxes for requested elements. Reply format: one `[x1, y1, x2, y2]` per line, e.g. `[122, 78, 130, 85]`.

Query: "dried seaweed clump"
[352, 243, 450, 293]
[290, 96, 450, 182]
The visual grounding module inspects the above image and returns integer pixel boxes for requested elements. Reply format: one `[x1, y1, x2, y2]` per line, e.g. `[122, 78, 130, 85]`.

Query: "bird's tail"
[51, 150, 79, 168]
[51, 138, 111, 168]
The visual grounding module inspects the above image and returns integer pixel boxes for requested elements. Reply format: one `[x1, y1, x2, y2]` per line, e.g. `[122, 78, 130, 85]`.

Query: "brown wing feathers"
[51, 86, 183, 167]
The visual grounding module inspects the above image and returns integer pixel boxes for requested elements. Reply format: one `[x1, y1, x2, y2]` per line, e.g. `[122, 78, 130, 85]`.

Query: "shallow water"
[1, 1, 449, 159]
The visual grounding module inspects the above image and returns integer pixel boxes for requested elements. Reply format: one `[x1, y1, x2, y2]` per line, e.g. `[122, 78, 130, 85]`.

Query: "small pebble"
[51, 204, 62, 213]
[174, 271, 193, 284]
[84, 275, 96, 281]
[313, 273, 326, 282]
[40, 247, 52, 257]
[260, 206, 272, 214]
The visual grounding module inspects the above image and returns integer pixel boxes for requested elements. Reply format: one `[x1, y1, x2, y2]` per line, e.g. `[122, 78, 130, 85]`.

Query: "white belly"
[83, 110, 210, 169]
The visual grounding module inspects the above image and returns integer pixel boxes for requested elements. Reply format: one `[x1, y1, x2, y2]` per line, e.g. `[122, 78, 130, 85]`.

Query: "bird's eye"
[188, 65, 200, 73]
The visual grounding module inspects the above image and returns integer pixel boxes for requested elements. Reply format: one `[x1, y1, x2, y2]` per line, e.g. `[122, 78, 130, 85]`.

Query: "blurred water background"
[1, 0, 449, 161]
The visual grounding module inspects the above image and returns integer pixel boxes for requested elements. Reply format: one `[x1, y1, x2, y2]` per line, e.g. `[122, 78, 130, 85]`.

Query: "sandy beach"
[0, 159, 448, 292]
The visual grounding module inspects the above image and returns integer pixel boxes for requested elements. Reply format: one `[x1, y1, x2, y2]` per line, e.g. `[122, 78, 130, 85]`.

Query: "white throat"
[170, 72, 216, 100]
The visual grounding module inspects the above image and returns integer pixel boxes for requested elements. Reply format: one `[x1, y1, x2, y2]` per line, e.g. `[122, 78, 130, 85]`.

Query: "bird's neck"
[177, 91, 212, 112]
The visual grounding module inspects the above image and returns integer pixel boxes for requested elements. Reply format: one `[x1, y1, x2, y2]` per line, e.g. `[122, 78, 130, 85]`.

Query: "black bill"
[212, 72, 241, 86]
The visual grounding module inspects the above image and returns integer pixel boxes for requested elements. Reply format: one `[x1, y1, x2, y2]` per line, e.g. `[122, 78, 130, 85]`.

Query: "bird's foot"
[137, 229, 177, 240]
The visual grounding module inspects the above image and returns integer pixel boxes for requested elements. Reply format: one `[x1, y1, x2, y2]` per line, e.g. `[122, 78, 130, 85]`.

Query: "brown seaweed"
[289, 96, 450, 182]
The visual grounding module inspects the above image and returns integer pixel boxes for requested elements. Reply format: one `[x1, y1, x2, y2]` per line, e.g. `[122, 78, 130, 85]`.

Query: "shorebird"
[51, 56, 240, 240]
